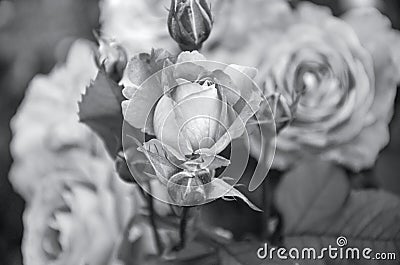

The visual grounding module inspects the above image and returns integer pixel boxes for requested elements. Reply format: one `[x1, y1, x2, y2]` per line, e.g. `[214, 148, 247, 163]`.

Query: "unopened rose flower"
[167, 0, 213, 51]
[253, 3, 400, 171]
[22, 154, 153, 265]
[123, 50, 262, 159]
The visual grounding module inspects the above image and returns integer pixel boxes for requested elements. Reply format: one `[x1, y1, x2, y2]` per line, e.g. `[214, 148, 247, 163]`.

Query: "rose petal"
[122, 76, 163, 134]
[153, 95, 192, 155]
[176, 51, 207, 63]
[174, 84, 222, 150]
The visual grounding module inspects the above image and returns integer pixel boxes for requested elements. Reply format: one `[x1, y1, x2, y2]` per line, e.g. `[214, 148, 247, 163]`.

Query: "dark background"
[0, 0, 399, 264]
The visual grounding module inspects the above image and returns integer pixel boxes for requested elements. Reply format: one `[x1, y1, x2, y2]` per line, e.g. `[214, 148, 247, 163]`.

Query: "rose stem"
[261, 124, 285, 241]
[174, 206, 190, 251]
[261, 180, 272, 239]
[146, 183, 164, 255]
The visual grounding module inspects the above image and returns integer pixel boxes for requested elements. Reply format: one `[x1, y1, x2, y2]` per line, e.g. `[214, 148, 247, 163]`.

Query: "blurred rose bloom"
[9, 40, 101, 199]
[10, 40, 158, 265]
[22, 154, 146, 265]
[202, 0, 293, 65]
[253, 4, 400, 171]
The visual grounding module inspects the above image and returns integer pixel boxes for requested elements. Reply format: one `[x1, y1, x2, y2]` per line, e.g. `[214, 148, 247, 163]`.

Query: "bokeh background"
[0, 0, 399, 264]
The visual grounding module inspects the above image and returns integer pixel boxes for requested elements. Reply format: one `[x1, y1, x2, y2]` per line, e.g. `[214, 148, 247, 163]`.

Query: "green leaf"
[183, 155, 230, 171]
[275, 159, 350, 232]
[275, 158, 400, 264]
[78, 69, 124, 157]
[201, 155, 231, 170]
[138, 139, 181, 185]
[208, 178, 262, 211]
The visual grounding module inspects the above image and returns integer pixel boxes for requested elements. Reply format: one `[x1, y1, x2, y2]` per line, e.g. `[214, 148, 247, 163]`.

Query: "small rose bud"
[168, 0, 212, 51]
[167, 169, 211, 206]
[94, 35, 128, 82]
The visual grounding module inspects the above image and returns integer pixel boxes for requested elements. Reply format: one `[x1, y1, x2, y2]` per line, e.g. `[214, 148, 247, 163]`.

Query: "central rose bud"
[123, 51, 263, 208]
[153, 78, 222, 155]
[123, 50, 262, 163]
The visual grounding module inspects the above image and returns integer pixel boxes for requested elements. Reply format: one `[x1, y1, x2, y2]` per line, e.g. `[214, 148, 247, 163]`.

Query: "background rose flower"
[252, 3, 400, 171]
[10, 39, 160, 265]
[22, 153, 149, 265]
[122, 50, 262, 158]
[9, 40, 102, 199]
[202, 0, 293, 66]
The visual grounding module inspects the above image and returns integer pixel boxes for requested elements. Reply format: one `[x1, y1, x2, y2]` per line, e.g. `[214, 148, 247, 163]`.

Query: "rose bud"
[168, 0, 213, 51]
[124, 51, 262, 159]
[167, 169, 211, 206]
[94, 34, 128, 82]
